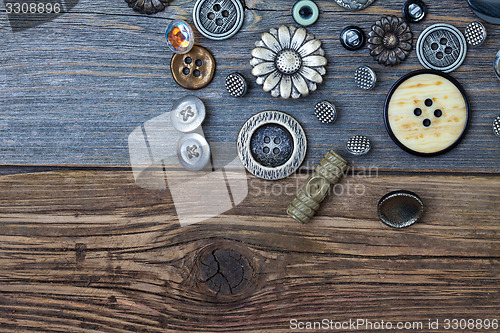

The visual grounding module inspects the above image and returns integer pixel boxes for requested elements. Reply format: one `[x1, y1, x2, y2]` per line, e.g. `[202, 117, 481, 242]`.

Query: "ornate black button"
[378, 190, 424, 228]
[402, 0, 427, 22]
[368, 16, 413, 66]
[340, 26, 365, 51]
[193, 0, 245, 40]
[250, 124, 294, 167]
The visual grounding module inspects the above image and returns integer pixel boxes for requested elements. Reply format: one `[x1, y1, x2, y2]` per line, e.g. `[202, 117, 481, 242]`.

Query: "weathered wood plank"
[0, 169, 498, 331]
[0, 0, 499, 171]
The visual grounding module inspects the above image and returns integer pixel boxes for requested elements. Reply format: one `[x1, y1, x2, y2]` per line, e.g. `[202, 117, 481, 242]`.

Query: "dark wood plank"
[0, 0, 499, 171]
[0, 169, 498, 332]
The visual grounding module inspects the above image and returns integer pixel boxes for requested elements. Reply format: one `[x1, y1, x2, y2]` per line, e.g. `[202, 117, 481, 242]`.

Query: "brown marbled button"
[170, 45, 215, 90]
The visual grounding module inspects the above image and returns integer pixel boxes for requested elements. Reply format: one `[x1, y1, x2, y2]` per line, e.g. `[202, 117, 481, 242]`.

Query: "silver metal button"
[416, 23, 467, 73]
[378, 190, 424, 228]
[494, 50, 500, 81]
[346, 135, 371, 155]
[354, 65, 376, 90]
[402, 0, 427, 22]
[340, 26, 365, 51]
[225, 72, 248, 97]
[193, 0, 244, 41]
[464, 21, 487, 47]
[334, 0, 375, 11]
[177, 133, 211, 171]
[315, 101, 337, 124]
[170, 95, 206, 133]
[494, 116, 500, 137]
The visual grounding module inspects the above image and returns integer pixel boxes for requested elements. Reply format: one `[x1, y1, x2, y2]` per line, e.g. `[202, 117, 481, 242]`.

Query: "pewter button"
[346, 135, 371, 155]
[340, 26, 365, 51]
[315, 100, 337, 124]
[493, 115, 500, 137]
[226, 72, 248, 97]
[402, 0, 427, 22]
[378, 190, 424, 228]
[250, 124, 294, 167]
[177, 133, 211, 171]
[354, 65, 376, 90]
[193, 0, 244, 41]
[170, 95, 206, 133]
[464, 21, 487, 47]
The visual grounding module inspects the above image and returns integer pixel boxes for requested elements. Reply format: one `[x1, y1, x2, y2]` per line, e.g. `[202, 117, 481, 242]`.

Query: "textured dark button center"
[250, 124, 294, 167]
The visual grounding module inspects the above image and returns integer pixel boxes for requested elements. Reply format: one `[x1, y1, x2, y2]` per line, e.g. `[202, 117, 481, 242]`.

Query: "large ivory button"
[384, 70, 470, 156]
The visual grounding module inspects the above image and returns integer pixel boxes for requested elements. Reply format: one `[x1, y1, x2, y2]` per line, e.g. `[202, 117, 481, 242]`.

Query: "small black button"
[340, 26, 365, 51]
[403, 0, 428, 23]
[250, 124, 294, 167]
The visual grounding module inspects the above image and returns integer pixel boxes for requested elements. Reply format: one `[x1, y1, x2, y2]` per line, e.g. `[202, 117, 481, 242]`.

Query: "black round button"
[340, 26, 365, 51]
[403, 0, 428, 23]
[250, 124, 294, 168]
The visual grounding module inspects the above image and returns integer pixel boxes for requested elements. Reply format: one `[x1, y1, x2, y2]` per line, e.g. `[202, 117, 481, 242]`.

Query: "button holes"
[264, 136, 271, 144]
[263, 147, 270, 154]
[213, 4, 221, 11]
[440, 38, 447, 45]
[184, 57, 192, 64]
[423, 119, 431, 127]
[195, 59, 202, 66]
[436, 52, 444, 59]
[434, 109, 442, 117]
[208, 12, 215, 20]
[216, 18, 223, 26]
[182, 67, 190, 75]
[274, 137, 281, 144]
[414, 108, 422, 116]
[431, 43, 439, 50]
[273, 148, 281, 155]
[222, 10, 229, 17]
[193, 69, 201, 77]
[445, 47, 452, 54]
[425, 98, 433, 107]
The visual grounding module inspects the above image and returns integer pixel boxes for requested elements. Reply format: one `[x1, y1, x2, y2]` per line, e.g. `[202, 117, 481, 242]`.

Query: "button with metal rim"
[226, 72, 247, 97]
[402, 0, 427, 23]
[315, 101, 337, 124]
[171, 45, 216, 90]
[237, 111, 307, 180]
[355, 65, 376, 90]
[464, 21, 487, 47]
[340, 26, 365, 51]
[416, 23, 467, 73]
[493, 116, 500, 137]
[177, 133, 211, 171]
[346, 135, 371, 155]
[170, 95, 206, 133]
[292, 0, 320, 27]
[193, 0, 245, 41]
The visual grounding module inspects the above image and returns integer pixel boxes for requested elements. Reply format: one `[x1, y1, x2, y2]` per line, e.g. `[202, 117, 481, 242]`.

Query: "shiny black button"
[403, 0, 428, 23]
[340, 26, 365, 51]
[250, 124, 294, 167]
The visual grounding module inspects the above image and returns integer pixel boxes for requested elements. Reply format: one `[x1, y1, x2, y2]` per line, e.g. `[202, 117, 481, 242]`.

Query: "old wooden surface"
[0, 0, 499, 332]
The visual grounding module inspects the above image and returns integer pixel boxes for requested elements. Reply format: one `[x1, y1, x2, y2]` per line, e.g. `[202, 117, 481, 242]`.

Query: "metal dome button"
[170, 45, 216, 90]
[193, 0, 245, 41]
[170, 95, 206, 133]
[340, 26, 365, 51]
[177, 133, 211, 171]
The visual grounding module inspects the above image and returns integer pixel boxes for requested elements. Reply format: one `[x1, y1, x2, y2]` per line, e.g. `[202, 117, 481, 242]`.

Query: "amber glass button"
[170, 46, 215, 90]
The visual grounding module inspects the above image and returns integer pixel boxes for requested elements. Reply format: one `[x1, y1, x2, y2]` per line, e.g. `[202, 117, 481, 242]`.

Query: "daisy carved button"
[250, 25, 327, 99]
[384, 70, 470, 156]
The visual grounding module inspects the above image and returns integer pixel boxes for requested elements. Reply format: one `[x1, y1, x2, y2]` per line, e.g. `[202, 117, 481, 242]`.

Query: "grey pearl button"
[464, 21, 487, 47]
[416, 23, 467, 73]
[170, 95, 206, 133]
[250, 124, 294, 167]
[355, 65, 376, 90]
[346, 135, 371, 155]
[193, 0, 245, 41]
[177, 133, 211, 171]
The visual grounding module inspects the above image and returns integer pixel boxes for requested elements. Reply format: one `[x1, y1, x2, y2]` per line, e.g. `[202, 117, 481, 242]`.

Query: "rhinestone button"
[292, 0, 320, 27]
[493, 116, 500, 137]
[193, 0, 244, 41]
[225, 72, 248, 97]
[315, 101, 337, 124]
[170, 95, 206, 133]
[165, 20, 194, 54]
[346, 135, 371, 155]
[355, 66, 376, 90]
[177, 133, 211, 171]
[402, 0, 427, 22]
[170, 46, 216, 90]
[416, 23, 467, 73]
[464, 21, 487, 47]
[340, 26, 365, 51]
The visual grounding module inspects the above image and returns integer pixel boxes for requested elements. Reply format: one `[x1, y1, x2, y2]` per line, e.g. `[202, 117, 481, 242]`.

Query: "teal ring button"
[292, 0, 319, 26]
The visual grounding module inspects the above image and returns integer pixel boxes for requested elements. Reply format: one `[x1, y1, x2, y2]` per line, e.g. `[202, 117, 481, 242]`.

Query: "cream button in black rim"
[237, 111, 307, 180]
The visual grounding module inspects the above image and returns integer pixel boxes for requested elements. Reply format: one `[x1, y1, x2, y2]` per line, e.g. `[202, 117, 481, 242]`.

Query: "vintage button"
[384, 70, 470, 156]
[467, 0, 500, 25]
[170, 45, 215, 90]
[315, 100, 337, 124]
[346, 135, 371, 155]
[177, 133, 211, 171]
[292, 0, 320, 27]
[368, 16, 413, 66]
[225, 72, 248, 97]
[378, 190, 424, 228]
[334, 0, 375, 11]
[495, 50, 500, 80]
[464, 21, 487, 47]
[193, 0, 244, 41]
[416, 23, 467, 73]
[402, 0, 427, 22]
[125, 0, 170, 15]
[354, 65, 376, 90]
[237, 111, 307, 180]
[493, 116, 500, 137]
[165, 20, 194, 54]
[170, 95, 206, 132]
[340, 26, 365, 51]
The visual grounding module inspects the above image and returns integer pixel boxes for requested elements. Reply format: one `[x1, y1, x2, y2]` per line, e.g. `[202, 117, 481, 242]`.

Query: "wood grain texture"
[0, 168, 498, 332]
[0, 0, 499, 171]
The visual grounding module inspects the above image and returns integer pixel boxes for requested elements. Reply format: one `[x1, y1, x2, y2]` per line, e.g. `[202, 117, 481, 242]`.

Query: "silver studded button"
[315, 101, 337, 124]
[334, 0, 375, 11]
[464, 21, 487, 47]
[416, 23, 467, 73]
[346, 135, 371, 155]
[177, 133, 211, 171]
[494, 49, 500, 80]
[193, 0, 244, 41]
[355, 66, 376, 90]
[225, 72, 248, 97]
[170, 95, 206, 133]
[494, 116, 500, 137]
